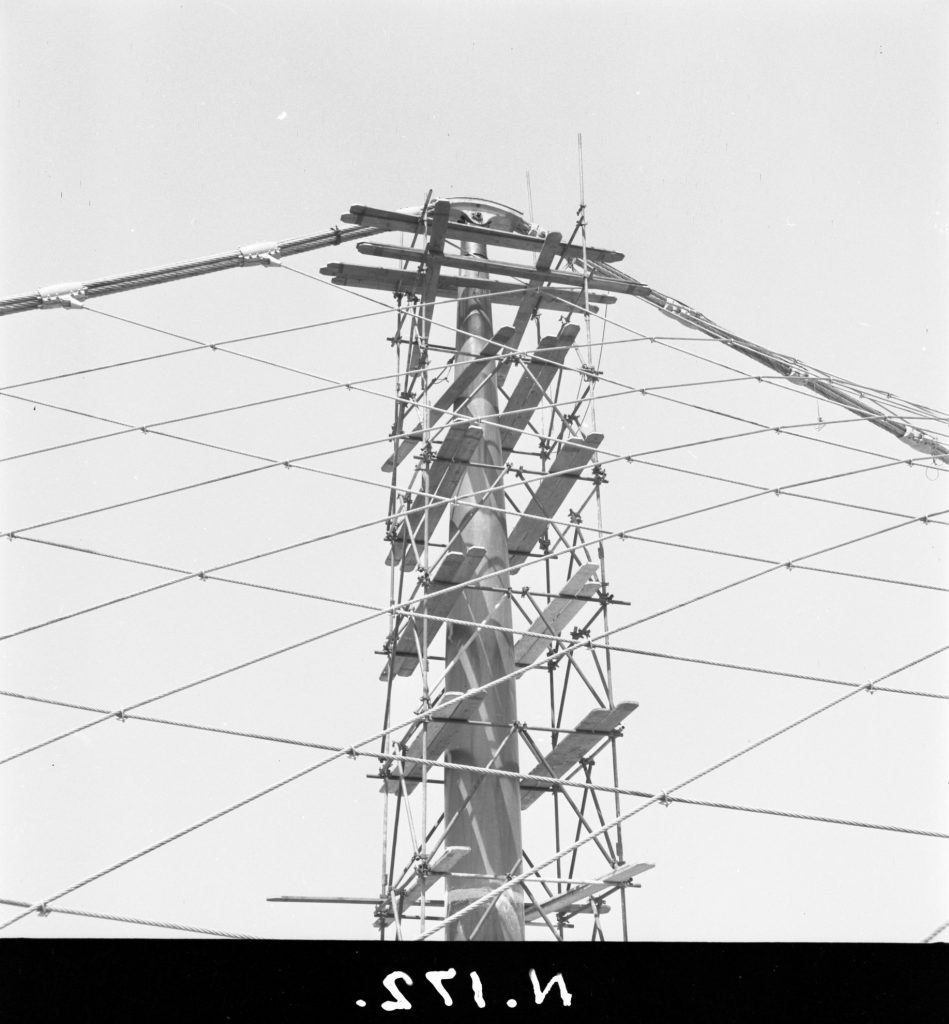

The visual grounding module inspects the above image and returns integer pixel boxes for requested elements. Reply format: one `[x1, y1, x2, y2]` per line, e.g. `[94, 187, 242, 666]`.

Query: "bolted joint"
[568, 508, 583, 525]
[416, 442, 434, 469]
[592, 464, 608, 485]
[580, 364, 602, 383]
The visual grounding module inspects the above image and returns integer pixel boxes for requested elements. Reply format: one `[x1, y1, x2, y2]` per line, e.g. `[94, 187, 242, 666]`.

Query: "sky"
[0, 0, 947, 947]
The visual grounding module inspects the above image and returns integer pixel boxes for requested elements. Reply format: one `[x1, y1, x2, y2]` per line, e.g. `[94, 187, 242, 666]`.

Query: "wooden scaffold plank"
[380, 690, 487, 795]
[382, 327, 513, 472]
[520, 702, 639, 809]
[358, 240, 649, 298]
[523, 862, 654, 922]
[380, 544, 486, 679]
[319, 263, 616, 311]
[341, 204, 625, 263]
[513, 562, 600, 667]
[497, 324, 579, 455]
[507, 433, 604, 567]
[387, 846, 471, 925]
[386, 422, 483, 569]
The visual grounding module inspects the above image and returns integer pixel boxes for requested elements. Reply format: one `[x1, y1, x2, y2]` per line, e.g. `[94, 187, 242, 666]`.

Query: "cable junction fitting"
[238, 241, 282, 267]
[37, 282, 86, 309]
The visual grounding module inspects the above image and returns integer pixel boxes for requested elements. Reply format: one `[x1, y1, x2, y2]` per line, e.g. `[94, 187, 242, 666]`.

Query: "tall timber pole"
[443, 225, 524, 941]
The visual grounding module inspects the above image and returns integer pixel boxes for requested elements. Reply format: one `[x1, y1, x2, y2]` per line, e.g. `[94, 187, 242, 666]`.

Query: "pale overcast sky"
[1, 0, 946, 946]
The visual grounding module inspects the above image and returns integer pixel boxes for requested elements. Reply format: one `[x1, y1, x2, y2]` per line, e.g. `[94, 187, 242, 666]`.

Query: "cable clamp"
[115, 710, 128, 723]
[784, 562, 793, 570]
[198, 572, 208, 582]
[345, 746, 358, 760]
[7, 532, 15, 542]
[415, 442, 434, 468]
[239, 241, 282, 267]
[332, 225, 342, 245]
[37, 282, 86, 309]
[36, 904, 51, 918]
[865, 681, 877, 696]
[658, 792, 672, 807]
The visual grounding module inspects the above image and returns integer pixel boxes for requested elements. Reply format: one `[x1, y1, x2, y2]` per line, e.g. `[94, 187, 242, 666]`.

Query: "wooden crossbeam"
[520, 703, 639, 809]
[341, 204, 625, 263]
[386, 423, 482, 569]
[358, 241, 648, 297]
[498, 325, 579, 455]
[382, 328, 512, 472]
[380, 544, 486, 679]
[523, 862, 654, 922]
[380, 690, 487, 794]
[513, 563, 600, 667]
[319, 263, 615, 311]
[507, 433, 604, 567]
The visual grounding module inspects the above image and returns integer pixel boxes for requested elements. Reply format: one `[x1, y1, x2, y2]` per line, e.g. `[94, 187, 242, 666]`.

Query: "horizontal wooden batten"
[523, 862, 654, 922]
[520, 702, 639, 809]
[498, 324, 580, 455]
[380, 691, 487, 794]
[386, 423, 483, 570]
[508, 433, 604, 566]
[341, 204, 625, 263]
[380, 544, 486, 679]
[358, 241, 649, 297]
[513, 563, 600, 667]
[382, 328, 511, 472]
[320, 263, 615, 311]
